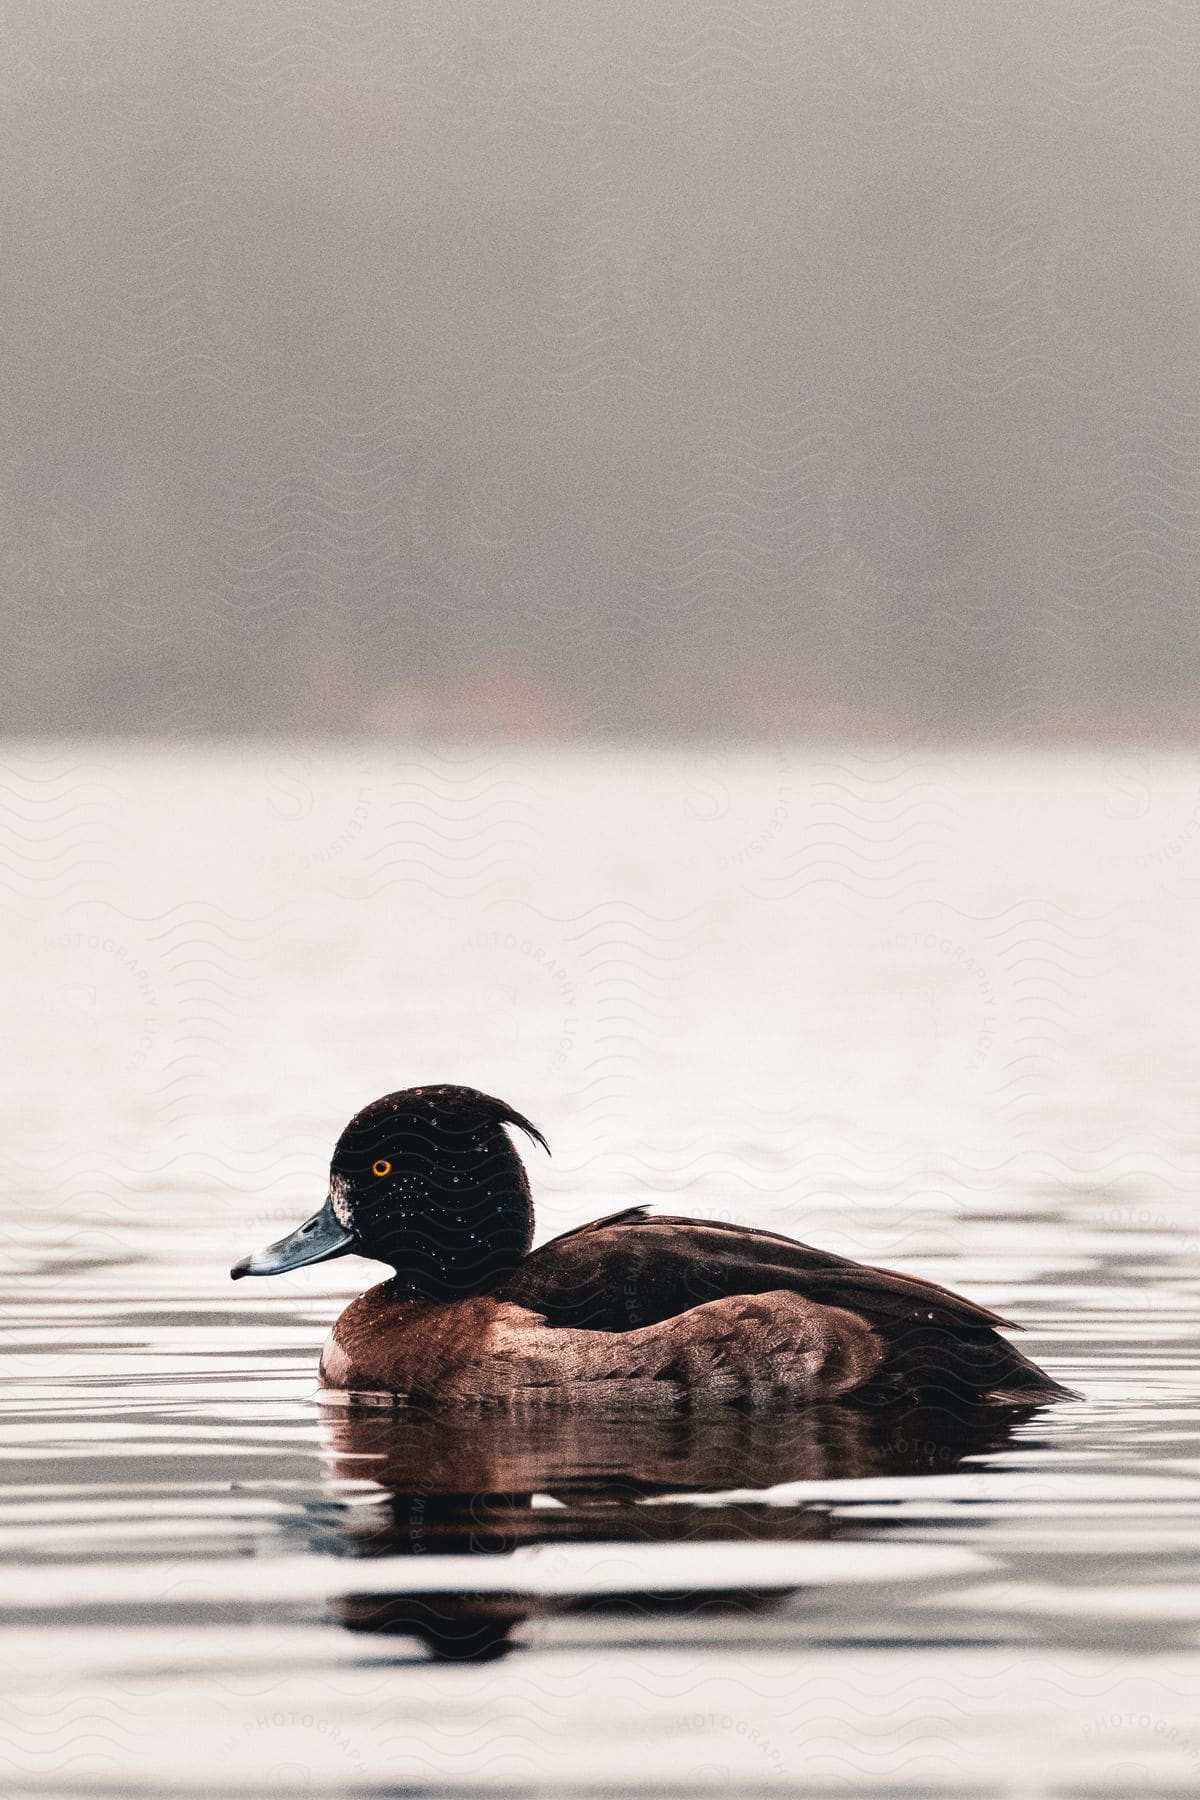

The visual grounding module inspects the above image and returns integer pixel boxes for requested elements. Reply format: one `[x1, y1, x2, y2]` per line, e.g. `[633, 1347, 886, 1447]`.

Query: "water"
[3, 743, 1199, 1797]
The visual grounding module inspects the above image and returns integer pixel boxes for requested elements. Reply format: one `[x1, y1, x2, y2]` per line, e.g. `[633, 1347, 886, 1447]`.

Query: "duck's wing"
[501, 1208, 1012, 1333]
[498, 1210, 1071, 1402]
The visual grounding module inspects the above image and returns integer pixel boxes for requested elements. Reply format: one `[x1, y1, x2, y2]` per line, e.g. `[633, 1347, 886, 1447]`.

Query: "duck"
[230, 1084, 1072, 1407]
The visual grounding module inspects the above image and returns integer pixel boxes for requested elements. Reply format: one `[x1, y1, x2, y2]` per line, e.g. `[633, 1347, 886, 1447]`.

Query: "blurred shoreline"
[10, 661, 1200, 747]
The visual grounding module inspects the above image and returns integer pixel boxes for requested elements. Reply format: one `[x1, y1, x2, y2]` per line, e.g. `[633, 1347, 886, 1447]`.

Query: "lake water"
[4, 742, 1200, 1797]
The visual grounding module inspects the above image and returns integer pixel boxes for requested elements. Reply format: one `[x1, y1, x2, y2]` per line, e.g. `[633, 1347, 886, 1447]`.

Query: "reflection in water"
[315, 1396, 1052, 1660]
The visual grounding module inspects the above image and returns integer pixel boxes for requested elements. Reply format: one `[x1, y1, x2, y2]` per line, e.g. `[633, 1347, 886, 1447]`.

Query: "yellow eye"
[372, 1159, 392, 1178]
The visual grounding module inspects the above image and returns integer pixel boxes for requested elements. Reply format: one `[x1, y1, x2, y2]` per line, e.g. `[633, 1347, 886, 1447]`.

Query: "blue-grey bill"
[230, 1195, 355, 1279]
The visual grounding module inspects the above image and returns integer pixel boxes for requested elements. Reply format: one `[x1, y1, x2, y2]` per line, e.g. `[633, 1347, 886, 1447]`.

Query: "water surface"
[3, 744, 1198, 1796]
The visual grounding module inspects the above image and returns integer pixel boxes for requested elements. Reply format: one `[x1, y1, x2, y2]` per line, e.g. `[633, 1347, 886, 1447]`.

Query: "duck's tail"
[877, 1317, 1077, 1406]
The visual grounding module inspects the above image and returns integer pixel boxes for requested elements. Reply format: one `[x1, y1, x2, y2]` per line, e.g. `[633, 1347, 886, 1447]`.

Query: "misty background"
[2, 3, 1197, 738]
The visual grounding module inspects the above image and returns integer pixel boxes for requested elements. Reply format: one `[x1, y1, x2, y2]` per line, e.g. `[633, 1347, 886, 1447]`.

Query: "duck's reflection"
[313, 1396, 1049, 1661]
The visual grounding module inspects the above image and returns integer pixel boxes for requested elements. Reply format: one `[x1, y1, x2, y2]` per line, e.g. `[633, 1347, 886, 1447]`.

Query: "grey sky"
[2, 3, 1196, 734]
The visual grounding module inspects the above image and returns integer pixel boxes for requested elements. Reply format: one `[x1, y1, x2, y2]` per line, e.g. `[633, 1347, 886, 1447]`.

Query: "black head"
[231, 1085, 548, 1298]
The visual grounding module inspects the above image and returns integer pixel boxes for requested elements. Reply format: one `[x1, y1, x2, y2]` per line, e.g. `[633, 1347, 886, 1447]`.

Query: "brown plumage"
[319, 1285, 883, 1403]
[231, 1085, 1074, 1407]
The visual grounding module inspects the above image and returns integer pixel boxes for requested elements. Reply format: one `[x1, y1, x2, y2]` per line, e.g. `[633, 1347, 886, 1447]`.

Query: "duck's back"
[497, 1209, 1068, 1404]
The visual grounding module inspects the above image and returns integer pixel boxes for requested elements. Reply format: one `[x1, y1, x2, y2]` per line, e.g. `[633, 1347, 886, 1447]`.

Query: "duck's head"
[230, 1085, 548, 1298]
